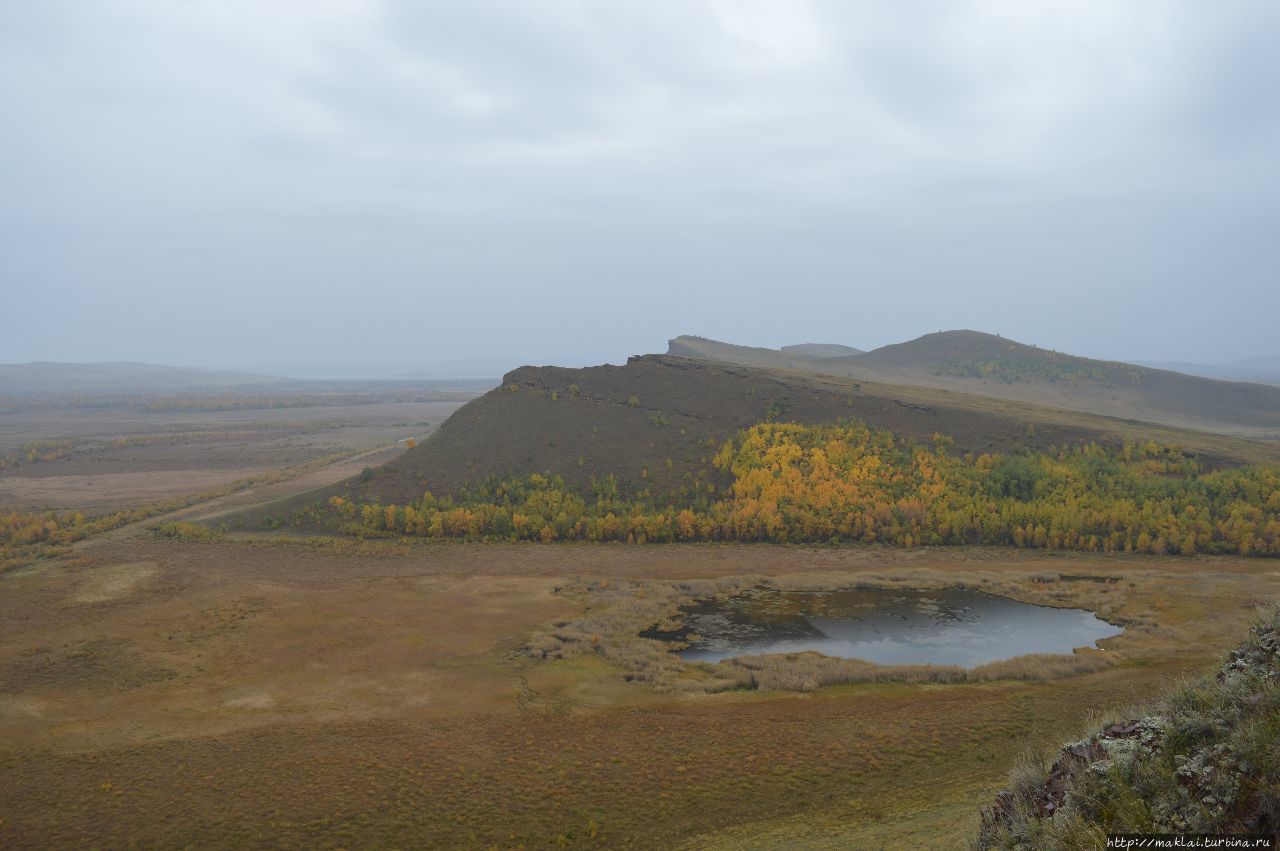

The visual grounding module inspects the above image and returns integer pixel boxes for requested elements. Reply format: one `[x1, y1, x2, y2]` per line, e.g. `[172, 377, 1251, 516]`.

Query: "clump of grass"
[974, 651, 1117, 681]
[716, 648, 1115, 692]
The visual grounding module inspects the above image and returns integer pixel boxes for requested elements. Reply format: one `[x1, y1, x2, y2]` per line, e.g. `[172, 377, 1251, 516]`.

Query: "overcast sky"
[2, 1, 1277, 371]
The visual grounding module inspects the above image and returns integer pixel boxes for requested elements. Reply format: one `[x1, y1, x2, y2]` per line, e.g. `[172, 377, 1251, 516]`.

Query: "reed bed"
[524, 568, 1145, 693]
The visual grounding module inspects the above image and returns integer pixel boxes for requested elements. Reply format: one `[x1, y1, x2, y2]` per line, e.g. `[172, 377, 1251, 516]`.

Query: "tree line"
[319, 419, 1280, 556]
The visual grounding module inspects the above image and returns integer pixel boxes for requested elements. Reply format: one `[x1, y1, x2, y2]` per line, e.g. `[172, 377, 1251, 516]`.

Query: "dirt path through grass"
[70, 441, 402, 548]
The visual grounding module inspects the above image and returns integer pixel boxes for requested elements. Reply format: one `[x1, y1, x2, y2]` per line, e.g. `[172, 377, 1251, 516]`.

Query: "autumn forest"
[319, 419, 1280, 556]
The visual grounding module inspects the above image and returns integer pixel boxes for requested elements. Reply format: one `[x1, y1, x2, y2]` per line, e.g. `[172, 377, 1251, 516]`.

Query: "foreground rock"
[976, 609, 1279, 847]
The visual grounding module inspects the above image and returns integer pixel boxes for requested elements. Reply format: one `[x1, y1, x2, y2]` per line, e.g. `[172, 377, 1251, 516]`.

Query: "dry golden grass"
[1, 537, 1277, 847]
[716, 647, 1118, 692]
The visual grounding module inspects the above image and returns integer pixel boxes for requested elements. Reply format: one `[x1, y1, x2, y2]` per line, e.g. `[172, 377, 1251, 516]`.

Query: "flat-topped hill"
[779, 343, 865, 358]
[277, 354, 1278, 514]
[664, 336, 827, 371]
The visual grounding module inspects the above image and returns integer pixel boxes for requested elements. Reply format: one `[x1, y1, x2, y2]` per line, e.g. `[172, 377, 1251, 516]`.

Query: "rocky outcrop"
[977, 612, 1280, 847]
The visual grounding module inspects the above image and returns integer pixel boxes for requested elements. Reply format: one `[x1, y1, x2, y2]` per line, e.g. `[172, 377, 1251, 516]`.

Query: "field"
[2, 384, 1279, 848]
[0, 396, 474, 513]
[3, 527, 1279, 847]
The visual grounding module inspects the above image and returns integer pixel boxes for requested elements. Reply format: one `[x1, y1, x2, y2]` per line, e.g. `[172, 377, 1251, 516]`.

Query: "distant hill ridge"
[1136, 354, 1280, 386]
[670, 330, 1280, 436]
[664, 336, 843, 371]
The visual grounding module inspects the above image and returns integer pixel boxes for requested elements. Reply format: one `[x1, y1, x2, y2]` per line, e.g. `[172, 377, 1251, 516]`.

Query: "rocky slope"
[977, 608, 1280, 846]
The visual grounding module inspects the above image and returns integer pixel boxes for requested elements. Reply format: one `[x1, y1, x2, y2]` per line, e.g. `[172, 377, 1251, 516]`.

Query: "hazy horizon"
[5, 325, 1280, 383]
[4, 2, 1278, 367]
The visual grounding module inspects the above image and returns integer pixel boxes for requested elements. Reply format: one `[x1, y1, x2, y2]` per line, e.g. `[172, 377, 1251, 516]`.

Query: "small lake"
[645, 586, 1122, 667]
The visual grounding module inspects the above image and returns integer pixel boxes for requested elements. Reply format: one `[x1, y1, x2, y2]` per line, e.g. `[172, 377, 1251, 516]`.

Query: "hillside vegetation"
[291, 354, 1217, 513]
[977, 606, 1280, 846]
[301, 418, 1280, 556]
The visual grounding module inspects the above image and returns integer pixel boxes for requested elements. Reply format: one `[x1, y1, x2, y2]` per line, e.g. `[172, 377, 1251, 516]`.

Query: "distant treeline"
[0, 449, 362, 572]
[0, 440, 74, 470]
[316, 420, 1280, 556]
[1, 504, 178, 573]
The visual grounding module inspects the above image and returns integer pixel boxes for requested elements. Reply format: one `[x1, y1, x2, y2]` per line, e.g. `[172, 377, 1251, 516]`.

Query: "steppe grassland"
[2, 534, 1276, 848]
[2, 368, 1275, 847]
[0, 399, 468, 513]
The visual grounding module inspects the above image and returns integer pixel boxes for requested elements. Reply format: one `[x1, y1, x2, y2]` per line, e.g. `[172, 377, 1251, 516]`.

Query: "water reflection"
[645, 587, 1122, 667]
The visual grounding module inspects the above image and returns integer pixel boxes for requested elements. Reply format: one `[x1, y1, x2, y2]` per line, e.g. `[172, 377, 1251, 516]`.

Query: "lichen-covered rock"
[975, 608, 1280, 849]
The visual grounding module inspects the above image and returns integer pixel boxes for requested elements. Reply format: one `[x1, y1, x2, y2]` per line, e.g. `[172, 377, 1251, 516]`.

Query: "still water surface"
[649, 586, 1122, 667]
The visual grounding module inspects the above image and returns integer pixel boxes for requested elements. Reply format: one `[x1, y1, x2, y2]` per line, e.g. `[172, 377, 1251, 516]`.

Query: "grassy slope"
[680, 331, 1280, 436]
[316, 356, 1115, 507]
[847, 331, 1280, 429]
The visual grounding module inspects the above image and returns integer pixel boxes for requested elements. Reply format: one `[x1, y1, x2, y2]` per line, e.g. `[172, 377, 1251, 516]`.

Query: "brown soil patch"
[70, 561, 159, 604]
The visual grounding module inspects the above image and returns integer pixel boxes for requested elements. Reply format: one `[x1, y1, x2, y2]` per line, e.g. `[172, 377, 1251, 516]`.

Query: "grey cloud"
[1, 1, 1277, 368]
